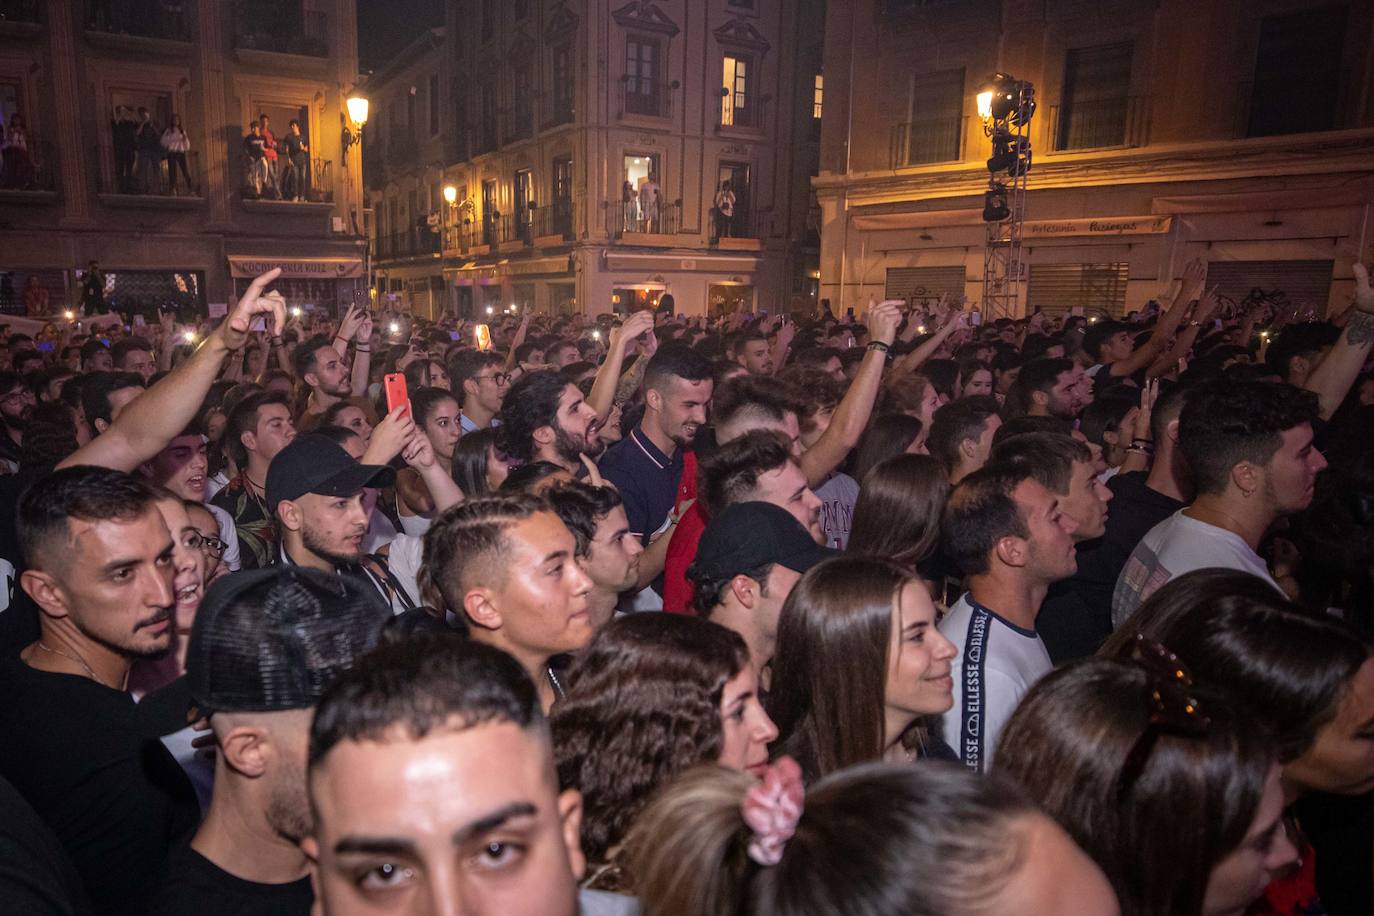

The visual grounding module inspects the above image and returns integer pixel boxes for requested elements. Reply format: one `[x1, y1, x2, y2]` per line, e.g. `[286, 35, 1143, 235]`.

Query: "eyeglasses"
[1115, 635, 1211, 803]
[473, 372, 511, 386]
[0, 389, 31, 404]
[185, 530, 227, 558]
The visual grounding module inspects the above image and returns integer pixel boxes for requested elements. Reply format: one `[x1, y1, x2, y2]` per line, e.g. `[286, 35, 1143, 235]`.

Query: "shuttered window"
[1027, 263, 1129, 315]
[885, 266, 966, 307]
[1205, 260, 1334, 317]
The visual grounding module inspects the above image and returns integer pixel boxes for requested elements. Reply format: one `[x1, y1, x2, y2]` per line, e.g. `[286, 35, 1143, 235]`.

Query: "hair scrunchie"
[742, 756, 805, 866]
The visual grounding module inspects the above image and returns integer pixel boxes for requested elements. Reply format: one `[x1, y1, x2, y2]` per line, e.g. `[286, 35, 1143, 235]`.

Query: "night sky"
[356, 0, 445, 72]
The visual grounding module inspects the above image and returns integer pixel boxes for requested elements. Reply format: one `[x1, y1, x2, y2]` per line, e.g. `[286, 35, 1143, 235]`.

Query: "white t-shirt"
[387, 533, 424, 614]
[937, 592, 1052, 774]
[1112, 509, 1281, 628]
[205, 503, 242, 572]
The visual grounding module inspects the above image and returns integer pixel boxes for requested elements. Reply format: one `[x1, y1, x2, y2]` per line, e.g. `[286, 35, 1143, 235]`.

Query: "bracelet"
[867, 341, 890, 353]
[355, 347, 370, 353]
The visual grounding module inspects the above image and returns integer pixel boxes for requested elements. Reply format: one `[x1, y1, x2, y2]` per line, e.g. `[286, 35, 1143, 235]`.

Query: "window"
[481, 178, 497, 245]
[514, 169, 532, 236]
[1057, 43, 1134, 150]
[1247, 6, 1346, 137]
[721, 55, 752, 126]
[428, 75, 440, 135]
[406, 89, 417, 140]
[552, 43, 575, 125]
[624, 37, 662, 116]
[510, 65, 533, 141]
[717, 161, 752, 237]
[553, 156, 574, 236]
[903, 69, 963, 165]
[453, 92, 468, 160]
[813, 73, 824, 120]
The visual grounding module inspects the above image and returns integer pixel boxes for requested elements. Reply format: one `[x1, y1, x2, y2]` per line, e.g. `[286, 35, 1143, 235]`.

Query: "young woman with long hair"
[550, 613, 777, 892]
[393, 386, 463, 533]
[846, 453, 949, 573]
[765, 556, 957, 781]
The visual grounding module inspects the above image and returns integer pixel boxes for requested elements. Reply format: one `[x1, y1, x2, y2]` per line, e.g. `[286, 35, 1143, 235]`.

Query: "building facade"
[373, 0, 824, 319]
[0, 0, 365, 318]
[816, 0, 1374, 319]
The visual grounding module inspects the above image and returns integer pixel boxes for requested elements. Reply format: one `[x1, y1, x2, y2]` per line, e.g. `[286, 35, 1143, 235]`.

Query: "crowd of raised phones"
[0, 257, 1373, 916]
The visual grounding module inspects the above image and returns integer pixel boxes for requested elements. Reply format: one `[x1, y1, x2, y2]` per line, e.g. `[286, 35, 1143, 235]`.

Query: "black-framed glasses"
[186, 530, 226, 559]
[474, 372, 511, 386]
[1115, 635, 1211, 803]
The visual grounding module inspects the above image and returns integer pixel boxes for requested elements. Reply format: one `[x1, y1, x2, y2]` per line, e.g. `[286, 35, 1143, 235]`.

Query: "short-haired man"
[547, 340, 580, 368]
[0, 369, 35, 470]
[1003, 358, 1080, 421]
[734, 329, 774, 375]
[423, 494, 594, 710]
[148, 568, 388, 913]
[266, 434, 419, 613]
[688, 501, 832, 675]
[211, 390, 297, 568]
[927, 395, 1002, 484]
[142, 419, 243, 572]
[500, 369, 602, 473]
[449, 349, 509, 432]
[303, 635, 635, 916]
[81, 370, 145, 436]
[0, 467, 197, 912]
[1113, 380, 1324, 624]
[992, 432, 1113, 663]
[547, 482, 644, 629]
[113, 335, 156, 382]
[938, 462, 1080, 772]
[293, 325, 371, 419]
[599, 345, 713, 547]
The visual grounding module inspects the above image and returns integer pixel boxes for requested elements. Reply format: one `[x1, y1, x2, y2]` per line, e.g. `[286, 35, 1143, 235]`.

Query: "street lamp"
[443, 185, 458, 205]
[342, 94, 369, 163]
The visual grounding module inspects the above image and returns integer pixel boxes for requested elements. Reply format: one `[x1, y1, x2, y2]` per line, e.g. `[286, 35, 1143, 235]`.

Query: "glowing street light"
[443, 185, 458, 205]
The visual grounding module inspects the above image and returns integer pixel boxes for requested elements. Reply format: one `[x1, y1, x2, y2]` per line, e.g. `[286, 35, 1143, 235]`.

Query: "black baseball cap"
[186, 567, 390, 716]
[690, 501, 836, 582]
[265, 433, 395, 511]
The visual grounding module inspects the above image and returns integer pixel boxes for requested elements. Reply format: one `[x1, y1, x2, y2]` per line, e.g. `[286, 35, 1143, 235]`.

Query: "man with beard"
[292, 325, 371, 422]
[267, 434, 419, 613]
[1003, 358, 1080, 421]
[0, 369, 36, 472]
[147, 567, 389, 914]
[547, 482, 645, 629]
[501, 369, 604, 473]
[0, 467, 198, 913]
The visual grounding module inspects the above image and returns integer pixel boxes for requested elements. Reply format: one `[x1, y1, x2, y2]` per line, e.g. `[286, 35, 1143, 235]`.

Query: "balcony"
[96, 146, 203, 207]
[238, 156, 335, 209]
[376, 229, 440, 261]
[711, 207, 763, 251]
[619, 78, 675, 120]
[611, 200, 683, 246]
[1049, 95, 1150, 151]
[530, 203, 575, 245]
[889, 116, 966, 169]
[233, 3, 328, 59]
[716, 94, 769, 134]
[442, 224, 491, 256]
[0, 136, 58, 202]
[84, 0, 192, 43]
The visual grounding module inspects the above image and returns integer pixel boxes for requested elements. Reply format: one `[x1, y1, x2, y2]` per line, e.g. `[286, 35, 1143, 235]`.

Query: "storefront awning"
[228, 256, 365, 279]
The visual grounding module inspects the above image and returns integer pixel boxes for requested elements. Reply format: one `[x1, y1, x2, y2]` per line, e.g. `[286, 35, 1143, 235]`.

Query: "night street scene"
[0, 1, 1373, 914]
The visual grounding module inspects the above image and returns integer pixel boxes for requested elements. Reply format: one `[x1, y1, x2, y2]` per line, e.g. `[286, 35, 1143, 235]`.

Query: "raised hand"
[1179, 259, 1207, 301]
[222, 268, 284, 350]
[613, 309, 654, 348]
[355, 311, 374, 343]
[867, 301, 903, 345]
[401, 428, 436, 470]
[366, 405, 417, 465]
[1353, 263, 1374, 314]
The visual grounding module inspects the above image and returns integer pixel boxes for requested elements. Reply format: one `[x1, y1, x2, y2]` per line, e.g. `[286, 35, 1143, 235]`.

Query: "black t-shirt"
[147, 845, 313, 916]
[1037, 472, 1184, 664]
[0, 772, 92, 915]
[0, 658, 198, 914]
[282, 133, 307, 159]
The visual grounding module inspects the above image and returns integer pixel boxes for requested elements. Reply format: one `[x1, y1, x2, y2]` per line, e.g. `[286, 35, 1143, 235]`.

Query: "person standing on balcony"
[1, 113, 33, 191]
[134, 107, 163, 194]
[714, 180, 736, 240]
[242, 123, 267, 197]
[111, 106, 137, 193]
[282, 119, 309, 202]
[258, 114, 279, 198]
[622, 180, 638, 231]
[640, 173, 661, 232]
[160, 114, 192, 196]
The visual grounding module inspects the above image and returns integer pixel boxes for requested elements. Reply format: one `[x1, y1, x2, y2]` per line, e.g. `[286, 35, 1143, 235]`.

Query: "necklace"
[36, 641, 120, 690]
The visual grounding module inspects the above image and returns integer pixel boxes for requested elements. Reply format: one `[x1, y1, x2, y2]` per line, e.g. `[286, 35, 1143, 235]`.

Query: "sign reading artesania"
[1021, 216, 1172, 238]
[227, 257, 365, 279]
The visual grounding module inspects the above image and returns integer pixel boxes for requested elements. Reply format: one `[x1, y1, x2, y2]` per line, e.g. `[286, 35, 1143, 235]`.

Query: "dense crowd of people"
[0, 256, 1372, 916]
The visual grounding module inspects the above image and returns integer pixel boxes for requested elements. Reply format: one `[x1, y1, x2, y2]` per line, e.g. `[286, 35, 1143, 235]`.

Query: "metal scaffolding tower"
[978, 77, 1035, 320]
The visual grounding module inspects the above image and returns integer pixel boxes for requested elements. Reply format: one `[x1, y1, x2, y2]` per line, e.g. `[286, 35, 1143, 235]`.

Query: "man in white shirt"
[938, 461, 1080, 773]
[1113, 380, 1325, 625]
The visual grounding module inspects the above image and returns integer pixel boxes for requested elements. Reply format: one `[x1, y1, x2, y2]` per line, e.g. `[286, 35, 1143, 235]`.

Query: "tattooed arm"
[1304, 263, 1374, 421]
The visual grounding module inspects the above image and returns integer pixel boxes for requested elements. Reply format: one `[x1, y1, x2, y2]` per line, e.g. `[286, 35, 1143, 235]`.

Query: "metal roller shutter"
[1027, 263, 1129, 316]
[884, 267, 966, 308]
[1205, 260, 1333, 317]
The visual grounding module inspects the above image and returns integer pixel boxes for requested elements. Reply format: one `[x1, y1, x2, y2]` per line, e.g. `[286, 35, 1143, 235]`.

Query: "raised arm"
[349, 312, 373, 398]
[59, 268, 286, 471]
[503, 313, 531, 372]
[587, 310, 653, 423]
[891, 306, 960, 377]
[1111, 260, 1207, 377]
[1304, 263, 1374, 420]
[798, 301, 901, 487]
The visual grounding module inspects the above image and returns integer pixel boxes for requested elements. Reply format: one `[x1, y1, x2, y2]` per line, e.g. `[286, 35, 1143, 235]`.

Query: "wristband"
[867, 341, 890, 353]
[355, 347, 370, 353]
